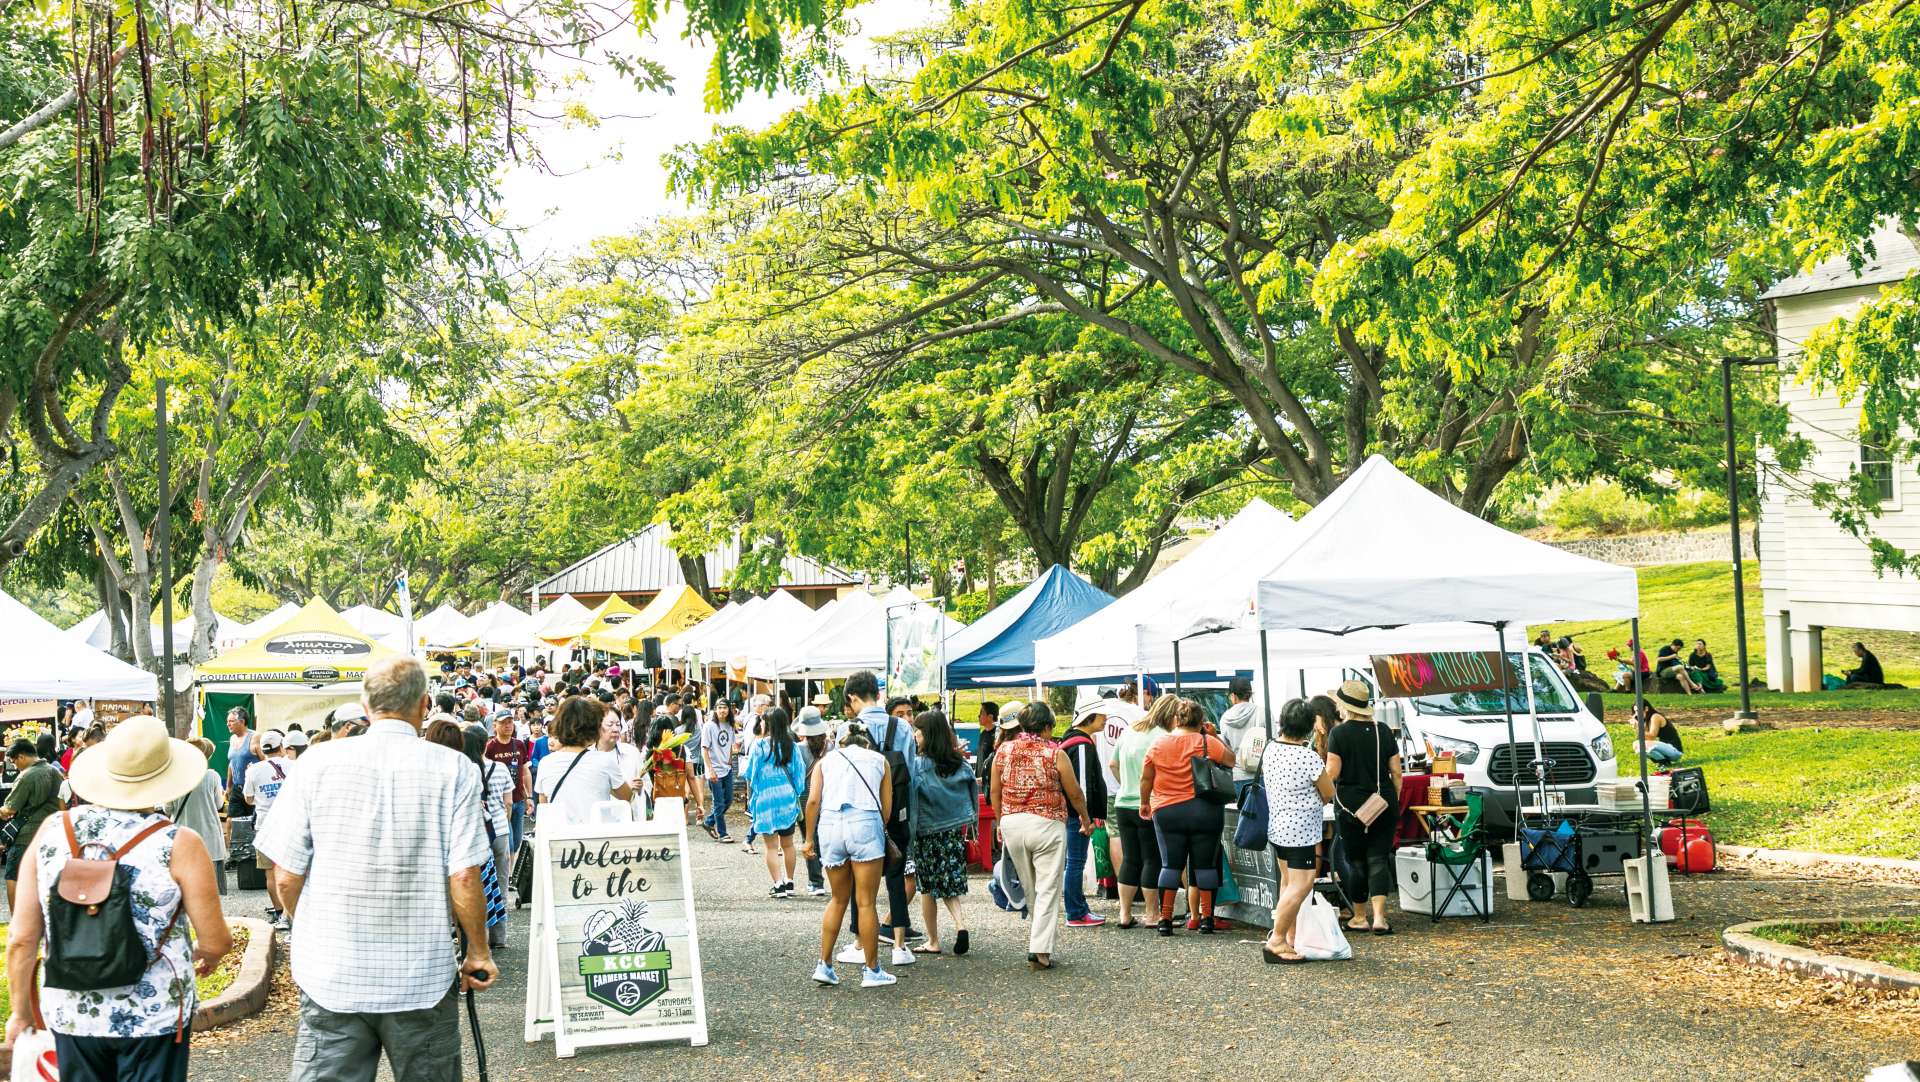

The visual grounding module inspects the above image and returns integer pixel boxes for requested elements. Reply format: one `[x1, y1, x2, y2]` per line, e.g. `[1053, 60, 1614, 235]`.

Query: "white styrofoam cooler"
[1395, 846, 1494, 917]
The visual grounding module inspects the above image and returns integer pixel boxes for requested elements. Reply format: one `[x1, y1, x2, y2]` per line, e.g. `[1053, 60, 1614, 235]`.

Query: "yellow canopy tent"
[197, 597, 402, 683]
[539, 594, 641, 647]
[194, 599, 405, 762]
[587, 585, 716, 654]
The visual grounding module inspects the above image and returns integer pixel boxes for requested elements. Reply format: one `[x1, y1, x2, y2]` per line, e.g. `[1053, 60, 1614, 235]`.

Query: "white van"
[1371, 648, 1617, 828]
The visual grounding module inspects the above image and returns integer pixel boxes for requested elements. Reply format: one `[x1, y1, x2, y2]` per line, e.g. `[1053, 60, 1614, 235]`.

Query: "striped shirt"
[256, 717, 490, 1014]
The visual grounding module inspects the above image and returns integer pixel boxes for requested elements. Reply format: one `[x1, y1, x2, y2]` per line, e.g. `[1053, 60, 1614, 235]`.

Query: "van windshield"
[1406, 654, 1579, 717]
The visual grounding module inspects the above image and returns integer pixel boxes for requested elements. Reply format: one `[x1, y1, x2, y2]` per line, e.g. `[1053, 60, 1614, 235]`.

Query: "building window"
[1860, 426, 1897, 504]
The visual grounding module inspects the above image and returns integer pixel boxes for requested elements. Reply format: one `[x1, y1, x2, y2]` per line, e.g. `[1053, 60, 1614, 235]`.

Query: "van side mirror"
[1584, 692, 1605, 721]
[1374, 700, 1404, 731]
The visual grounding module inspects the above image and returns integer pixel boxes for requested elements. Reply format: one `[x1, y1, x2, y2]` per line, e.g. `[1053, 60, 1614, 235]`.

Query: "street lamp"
[1721, 355, 1779, 723]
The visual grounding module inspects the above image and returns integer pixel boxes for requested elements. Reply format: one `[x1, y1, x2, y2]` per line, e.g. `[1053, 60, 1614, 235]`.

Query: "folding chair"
[1424, 792, 1491, 922]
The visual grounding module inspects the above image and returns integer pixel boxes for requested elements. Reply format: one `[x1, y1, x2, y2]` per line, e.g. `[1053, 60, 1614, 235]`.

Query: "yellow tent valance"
[196, 598, 401, 683]
[587, 585, 716, 654]
[539, 594, 641, 647]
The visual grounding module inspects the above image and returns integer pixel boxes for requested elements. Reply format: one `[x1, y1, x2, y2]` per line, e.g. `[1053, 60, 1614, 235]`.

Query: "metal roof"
[1762, 222, 1919, 300]
[534, 524, 859, 597]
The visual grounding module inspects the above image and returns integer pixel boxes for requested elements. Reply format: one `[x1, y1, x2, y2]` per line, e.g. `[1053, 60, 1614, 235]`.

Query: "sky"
[496, 0, 934, 262]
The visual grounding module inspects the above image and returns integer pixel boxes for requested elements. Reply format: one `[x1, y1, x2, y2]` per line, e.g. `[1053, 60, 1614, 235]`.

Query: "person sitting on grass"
[1842, 642, 1886, 689]
[1634, 701, 1684, 765]
[1656, 639, 1700, 694]
[1686, 639, 1726, 693]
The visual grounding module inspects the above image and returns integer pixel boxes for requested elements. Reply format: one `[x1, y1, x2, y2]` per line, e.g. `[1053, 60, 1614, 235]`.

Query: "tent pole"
[1495, 621, 1523, 841]
[1525, 645, 1548, 818]
[1259, 630, 1273, 740]
[1173, 640, 1184, 699]
[1630, 617, 1661, 923]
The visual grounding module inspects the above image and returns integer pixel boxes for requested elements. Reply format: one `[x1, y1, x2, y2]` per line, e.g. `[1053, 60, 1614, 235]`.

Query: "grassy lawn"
[1554, 560, 1920, 687]
[1751, 917, 1920, 972]
[0, 925, 249, 1017]
[1606, 724, 1920, 859]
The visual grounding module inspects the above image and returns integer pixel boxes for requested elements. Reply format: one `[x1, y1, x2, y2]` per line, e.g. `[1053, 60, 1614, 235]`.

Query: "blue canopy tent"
[944, 565, 1115, 690]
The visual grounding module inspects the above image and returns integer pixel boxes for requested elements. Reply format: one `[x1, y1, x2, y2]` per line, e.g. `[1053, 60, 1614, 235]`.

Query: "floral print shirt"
[35, 808, 194, 1038]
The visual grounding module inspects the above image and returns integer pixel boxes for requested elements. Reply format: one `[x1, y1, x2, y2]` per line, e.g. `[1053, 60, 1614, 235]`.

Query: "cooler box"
[1395, 846, 1493, 917]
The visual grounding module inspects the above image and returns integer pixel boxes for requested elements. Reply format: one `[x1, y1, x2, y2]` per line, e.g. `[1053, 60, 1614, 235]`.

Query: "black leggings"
[1115, 807, 1162, 889]
[1336, 804, 1397, 900]
[1152, 799, 1224, 892]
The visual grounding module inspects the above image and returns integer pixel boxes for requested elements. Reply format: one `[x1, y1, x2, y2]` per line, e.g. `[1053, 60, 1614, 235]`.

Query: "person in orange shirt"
[1138, 699, 1235, 936]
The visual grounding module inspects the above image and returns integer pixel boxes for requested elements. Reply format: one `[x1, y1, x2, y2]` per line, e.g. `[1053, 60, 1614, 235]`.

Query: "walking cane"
[458, 927, 492, 1082]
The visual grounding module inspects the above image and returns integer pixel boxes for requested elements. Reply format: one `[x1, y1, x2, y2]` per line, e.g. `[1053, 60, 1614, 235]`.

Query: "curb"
[1724, 918, 1920, 992]
[1718, 844, 1920, 881]
[0, 916, 277, 1071]
[194, 916, 278, 1031]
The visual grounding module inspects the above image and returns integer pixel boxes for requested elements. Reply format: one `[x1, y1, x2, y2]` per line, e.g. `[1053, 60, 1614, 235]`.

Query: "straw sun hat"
[67, 715, 209, 811]
[1333, 680, 1375, 720]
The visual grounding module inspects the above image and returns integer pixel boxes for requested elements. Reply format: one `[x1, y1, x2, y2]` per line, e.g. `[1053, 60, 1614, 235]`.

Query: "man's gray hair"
[363, 656, 429, 720]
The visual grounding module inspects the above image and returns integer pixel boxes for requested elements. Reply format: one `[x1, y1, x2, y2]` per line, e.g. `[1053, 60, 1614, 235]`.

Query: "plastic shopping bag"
[1292, 891, 1353, 961]
[11, 1027, 58, 1082]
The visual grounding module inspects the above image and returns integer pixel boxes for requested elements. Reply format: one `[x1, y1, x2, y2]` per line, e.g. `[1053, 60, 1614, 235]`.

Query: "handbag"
[1291, 891, 1353, 960]
[1335, 721, 1392, 827]
[841, 752, 904, 869]
[1188, 730, 1235, 806]
[1233, 777, 1269, 850]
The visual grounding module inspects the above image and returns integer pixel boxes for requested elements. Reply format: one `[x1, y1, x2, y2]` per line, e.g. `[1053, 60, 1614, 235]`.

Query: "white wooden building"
[1758, 223, 1920, 690]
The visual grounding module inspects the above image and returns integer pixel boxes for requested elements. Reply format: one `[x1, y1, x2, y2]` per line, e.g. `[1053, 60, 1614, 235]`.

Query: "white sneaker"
[861, 966, 896, 988]
[808, 885, 829, 897]
[891, 946, 916, 967]
[811, 962, 838, 986]
[836, 944, 867, 965]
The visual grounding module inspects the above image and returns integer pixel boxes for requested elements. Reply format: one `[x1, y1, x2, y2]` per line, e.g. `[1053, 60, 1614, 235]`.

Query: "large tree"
[676, 0, 1760, 517]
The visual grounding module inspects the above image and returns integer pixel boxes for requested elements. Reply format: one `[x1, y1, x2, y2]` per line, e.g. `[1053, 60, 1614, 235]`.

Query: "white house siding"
[1763, 279, 1920, 689]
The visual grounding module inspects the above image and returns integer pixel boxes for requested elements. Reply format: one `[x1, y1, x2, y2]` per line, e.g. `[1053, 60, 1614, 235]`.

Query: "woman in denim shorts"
[803, 727, 896, 988]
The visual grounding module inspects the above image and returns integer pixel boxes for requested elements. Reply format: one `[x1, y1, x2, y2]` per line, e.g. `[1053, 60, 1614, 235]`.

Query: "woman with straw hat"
[5, 715, 232, 1078]
[1325, 681, 1402, 935]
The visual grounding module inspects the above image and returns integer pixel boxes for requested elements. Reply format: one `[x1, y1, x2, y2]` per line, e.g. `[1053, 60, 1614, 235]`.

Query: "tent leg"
[1630, 617, 1660, 924]
[1173, 641, 1184, 699]
[1259, 630, 1273, 739]
[1495, 622, 1523, 842]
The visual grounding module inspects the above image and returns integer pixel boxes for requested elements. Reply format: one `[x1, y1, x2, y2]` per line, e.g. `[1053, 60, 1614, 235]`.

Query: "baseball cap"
[333, 703, 367, 724]
[1074, 698, 1125, 727]
[259, 730, 286, 752]
[284, 730, 310, 749]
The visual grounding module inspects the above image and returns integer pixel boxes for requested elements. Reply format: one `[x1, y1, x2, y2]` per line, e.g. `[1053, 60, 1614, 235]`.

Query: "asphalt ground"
[194, 839, 1920, 1082]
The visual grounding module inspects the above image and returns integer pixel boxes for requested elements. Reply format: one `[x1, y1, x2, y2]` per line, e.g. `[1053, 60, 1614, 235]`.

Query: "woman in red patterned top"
[989, 702, 1093, 971]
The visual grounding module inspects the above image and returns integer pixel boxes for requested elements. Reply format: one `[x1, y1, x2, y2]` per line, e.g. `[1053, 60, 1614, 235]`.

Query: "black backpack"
[881, 717, 912, 826]
[45, 812, 179, 991]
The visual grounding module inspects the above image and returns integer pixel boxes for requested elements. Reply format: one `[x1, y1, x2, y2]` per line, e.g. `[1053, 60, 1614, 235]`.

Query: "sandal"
[1346, 919, 1372, 931]
[912, 943, 944, 955]
[1372, 924, 1394, 936]
[1116, 919, 1139, 930]
[954, 930, 969, 956]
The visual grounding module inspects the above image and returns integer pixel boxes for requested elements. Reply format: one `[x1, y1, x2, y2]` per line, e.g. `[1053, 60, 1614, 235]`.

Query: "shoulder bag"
[841, 751, 904, 868]
[1189, 730, 1236, 806]
[1333, 722, 1392, 827]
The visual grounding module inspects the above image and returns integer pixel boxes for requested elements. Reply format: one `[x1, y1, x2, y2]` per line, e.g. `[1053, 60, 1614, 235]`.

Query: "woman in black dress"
[1324, 680, 1401, 935]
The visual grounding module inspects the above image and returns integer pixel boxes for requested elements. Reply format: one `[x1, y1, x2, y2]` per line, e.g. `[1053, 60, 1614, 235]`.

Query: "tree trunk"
[188, 550, 220, 663]
[678, 553, 715, 606]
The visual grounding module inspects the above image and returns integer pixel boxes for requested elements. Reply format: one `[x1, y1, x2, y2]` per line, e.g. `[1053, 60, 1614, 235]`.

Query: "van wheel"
[1567, 871, 1593, 908]
[1526, 872, 1555, 901]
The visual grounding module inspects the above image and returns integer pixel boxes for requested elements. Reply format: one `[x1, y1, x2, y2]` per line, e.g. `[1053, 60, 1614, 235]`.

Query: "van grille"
[1487, 742, 1596, 786]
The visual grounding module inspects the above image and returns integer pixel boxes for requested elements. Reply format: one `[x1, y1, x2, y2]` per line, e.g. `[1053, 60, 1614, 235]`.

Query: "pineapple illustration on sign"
[578, 900, 672, 1014]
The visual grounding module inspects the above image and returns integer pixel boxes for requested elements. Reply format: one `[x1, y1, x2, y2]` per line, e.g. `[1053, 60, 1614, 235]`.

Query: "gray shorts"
[291, 984, 459, 1082]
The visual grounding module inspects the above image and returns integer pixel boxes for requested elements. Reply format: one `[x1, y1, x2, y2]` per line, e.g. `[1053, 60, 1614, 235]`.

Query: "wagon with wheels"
[1518, 805, 1647, 908]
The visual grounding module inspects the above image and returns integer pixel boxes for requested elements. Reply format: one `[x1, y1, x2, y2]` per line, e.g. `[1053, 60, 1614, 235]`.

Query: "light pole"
[1721, 355, 1778, 723]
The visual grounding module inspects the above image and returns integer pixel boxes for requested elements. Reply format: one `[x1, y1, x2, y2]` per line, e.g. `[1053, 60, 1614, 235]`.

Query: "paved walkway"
[199, 840, 1920, 1081]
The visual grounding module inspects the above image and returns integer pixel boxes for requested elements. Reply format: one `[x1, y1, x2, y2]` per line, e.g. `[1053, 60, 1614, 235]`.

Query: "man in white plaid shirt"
[259, 656, 497, 1082]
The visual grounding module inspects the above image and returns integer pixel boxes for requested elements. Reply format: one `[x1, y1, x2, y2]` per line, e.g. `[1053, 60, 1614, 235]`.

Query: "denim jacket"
[911, 754, 979, 834]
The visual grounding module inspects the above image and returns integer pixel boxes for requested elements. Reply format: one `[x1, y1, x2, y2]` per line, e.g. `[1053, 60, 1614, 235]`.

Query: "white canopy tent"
[1242, 455, 1643, 843]
[3, 590, 159, 702]
[705, 590, 816, 681]
[1033, 499, 1296, 685]
[528, 595, 591, 644]
[66, 608, 238, 655]
[339, 604, 406, 645]
[469, 601, 538, 651]
[784, 587, 967, 679]
[414, 603, 480, 650]
[1253, 455, 1639, 631]
[663, 600, 748, 663]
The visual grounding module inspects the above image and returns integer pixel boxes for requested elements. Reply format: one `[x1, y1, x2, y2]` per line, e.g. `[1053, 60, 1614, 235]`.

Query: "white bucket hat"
[67, 715, 208, 811]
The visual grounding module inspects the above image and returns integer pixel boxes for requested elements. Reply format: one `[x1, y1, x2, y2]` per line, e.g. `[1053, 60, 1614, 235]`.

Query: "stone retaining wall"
[1542, 527, 1756, 567]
